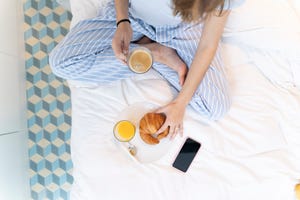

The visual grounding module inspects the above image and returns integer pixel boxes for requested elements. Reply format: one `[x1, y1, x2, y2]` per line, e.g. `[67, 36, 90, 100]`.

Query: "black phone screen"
[172, 138, 201, 172]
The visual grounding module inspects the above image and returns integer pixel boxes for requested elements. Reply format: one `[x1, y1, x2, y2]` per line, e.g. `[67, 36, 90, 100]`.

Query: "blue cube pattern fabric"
[24, 0, 73, 199]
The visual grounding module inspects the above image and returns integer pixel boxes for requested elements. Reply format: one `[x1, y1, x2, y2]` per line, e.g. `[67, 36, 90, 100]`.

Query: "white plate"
[114, 102, 173, 163]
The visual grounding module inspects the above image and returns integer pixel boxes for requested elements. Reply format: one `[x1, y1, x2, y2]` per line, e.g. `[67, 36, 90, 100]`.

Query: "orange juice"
[114, 120, 135, 142]
[296, 184, 300, 200]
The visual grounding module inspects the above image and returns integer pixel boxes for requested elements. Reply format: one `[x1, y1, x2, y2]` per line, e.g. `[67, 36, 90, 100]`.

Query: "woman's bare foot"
[141, 42, 188, 86]
[157, 45, 187, 86]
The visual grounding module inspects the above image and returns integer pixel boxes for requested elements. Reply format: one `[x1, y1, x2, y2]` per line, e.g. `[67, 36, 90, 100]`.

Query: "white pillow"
[70, 0, 111, 27]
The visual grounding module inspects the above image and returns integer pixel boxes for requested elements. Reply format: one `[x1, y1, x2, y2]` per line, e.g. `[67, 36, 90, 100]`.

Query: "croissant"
[139, 113, 169, 145]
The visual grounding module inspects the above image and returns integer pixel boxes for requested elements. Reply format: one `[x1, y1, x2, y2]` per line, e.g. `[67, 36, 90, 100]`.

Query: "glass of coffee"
[127, 46, 153, 74]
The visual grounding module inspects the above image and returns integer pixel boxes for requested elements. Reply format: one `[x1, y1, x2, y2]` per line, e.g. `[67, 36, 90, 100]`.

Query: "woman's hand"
[112, 22, 133, 64]
[155, 100, 187, 140]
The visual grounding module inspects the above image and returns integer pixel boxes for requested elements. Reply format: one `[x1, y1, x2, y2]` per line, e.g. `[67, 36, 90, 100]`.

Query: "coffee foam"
[128, 48, 152, 73]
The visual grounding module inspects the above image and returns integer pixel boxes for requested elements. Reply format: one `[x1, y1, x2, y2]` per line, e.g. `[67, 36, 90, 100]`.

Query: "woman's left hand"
[154, 100, 187, 140]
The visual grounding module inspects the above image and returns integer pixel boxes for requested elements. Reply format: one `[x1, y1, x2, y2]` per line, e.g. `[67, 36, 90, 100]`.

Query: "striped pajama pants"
[49, 3, 230, 120]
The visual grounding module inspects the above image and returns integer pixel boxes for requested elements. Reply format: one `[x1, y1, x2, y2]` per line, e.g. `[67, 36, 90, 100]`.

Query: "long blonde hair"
[172, 0, 228, 22]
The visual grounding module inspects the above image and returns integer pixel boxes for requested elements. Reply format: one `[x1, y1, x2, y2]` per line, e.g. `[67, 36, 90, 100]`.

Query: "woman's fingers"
[179, 124, 184, 137]
[112, 23, 132, 64]
[154, 105, 184, 140]
[169, 125, 177, 140]
[169, 124, 183, 140]
[159, 121, 182, 140]
[122, 36, 130, 56]
[155, 121, 178, 140]
[117, 52, 127, 63]
[155, 122, 169, 136]
[112, 40, 125, 62]
[112, 38, 127, 63]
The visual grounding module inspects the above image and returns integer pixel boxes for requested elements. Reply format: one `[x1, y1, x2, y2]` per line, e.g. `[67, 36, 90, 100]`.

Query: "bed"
[65, 0, 300, 199]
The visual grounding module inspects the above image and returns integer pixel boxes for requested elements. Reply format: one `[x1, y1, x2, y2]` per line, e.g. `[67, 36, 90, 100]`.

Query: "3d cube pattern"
[24, 0, 73, 199]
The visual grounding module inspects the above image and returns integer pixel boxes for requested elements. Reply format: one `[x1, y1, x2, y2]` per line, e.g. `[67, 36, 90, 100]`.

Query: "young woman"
[49, 0, 232, 139]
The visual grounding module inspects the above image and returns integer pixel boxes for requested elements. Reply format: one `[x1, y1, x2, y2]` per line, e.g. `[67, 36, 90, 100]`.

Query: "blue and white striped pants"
[49, 3, 230, 120]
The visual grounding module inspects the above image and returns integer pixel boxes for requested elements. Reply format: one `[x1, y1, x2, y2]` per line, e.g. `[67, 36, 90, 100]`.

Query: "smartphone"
[172, 137, 201, 173]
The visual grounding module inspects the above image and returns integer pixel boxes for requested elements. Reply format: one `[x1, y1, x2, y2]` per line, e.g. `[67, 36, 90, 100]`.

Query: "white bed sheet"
[67, 0, 300, 199]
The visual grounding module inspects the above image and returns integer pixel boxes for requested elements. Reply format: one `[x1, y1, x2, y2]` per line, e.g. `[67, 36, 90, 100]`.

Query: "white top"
[222, 0, 244, 10]
[130, 0, 182, 26]
[130, 0, 243, 27]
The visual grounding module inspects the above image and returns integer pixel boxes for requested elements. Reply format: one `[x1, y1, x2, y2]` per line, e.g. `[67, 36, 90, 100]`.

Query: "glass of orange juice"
[113, 120, 137, 155]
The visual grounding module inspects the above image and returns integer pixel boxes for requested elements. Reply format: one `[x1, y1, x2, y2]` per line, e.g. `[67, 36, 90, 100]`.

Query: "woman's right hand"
[112, 22, 133, 64]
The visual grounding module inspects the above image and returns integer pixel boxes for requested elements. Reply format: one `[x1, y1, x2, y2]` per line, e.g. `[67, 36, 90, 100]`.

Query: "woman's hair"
[172, 0, 228, 22]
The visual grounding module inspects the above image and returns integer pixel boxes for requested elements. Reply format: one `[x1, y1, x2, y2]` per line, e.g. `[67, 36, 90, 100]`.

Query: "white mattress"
[67, 0, 300, 199]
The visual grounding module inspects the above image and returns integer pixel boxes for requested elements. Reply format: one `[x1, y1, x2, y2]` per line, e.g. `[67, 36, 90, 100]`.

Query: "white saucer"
[114, 102, 173, 163]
